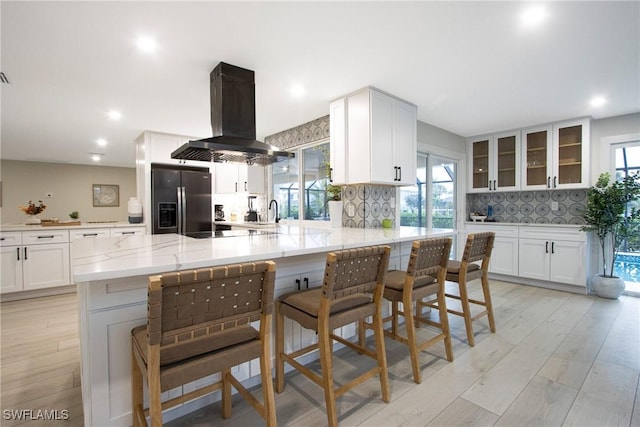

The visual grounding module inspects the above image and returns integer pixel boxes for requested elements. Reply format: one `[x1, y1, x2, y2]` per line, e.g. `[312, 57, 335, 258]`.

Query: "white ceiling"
[2, 1, 639, 168]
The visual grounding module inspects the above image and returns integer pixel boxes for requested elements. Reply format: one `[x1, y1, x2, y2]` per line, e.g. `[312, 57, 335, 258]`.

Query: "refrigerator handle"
[181, 186, 187, 233]
[177, 187, 183, 235]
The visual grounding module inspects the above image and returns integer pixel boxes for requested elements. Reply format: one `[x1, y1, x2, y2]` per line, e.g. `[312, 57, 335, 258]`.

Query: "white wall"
[1, 160, 136, 224]
[590, 112, 640, 181]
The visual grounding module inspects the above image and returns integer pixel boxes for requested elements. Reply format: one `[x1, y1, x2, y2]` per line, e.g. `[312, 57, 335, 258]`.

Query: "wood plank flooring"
[1, 280, 638, 426]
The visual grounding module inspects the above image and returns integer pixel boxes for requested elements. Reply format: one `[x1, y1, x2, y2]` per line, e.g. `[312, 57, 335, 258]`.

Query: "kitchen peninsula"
[74, 225, 455, 427]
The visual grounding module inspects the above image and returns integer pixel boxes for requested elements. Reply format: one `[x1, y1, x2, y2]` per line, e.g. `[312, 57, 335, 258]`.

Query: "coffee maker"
[214, 204, 225, 221]
[244, 196, 258, 222]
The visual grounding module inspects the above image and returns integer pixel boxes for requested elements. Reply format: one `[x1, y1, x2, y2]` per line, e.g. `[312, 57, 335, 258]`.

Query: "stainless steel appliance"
[244, 195, 258, 222]
[152, 166, 212, 236]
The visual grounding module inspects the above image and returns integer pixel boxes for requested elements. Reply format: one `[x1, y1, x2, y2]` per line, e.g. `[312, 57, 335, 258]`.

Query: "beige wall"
[417, 120, 466, 155]
[0, 160, 136, 224]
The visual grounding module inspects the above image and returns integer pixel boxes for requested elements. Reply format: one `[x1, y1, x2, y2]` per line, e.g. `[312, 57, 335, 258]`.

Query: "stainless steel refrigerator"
[151, 166, 212, 236]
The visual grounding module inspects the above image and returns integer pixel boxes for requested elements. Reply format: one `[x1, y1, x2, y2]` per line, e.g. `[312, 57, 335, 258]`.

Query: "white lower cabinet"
[465, 224, 586, 288]
[519, 233, 586, 287]
[110, 227, 146, 237]
[0, 230, 70, 293]
[465, 224, 519, 276]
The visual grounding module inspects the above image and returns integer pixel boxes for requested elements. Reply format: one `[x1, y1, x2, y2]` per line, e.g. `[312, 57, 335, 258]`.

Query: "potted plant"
[580, 172, 640, 298]
[327, 183, 343, 227]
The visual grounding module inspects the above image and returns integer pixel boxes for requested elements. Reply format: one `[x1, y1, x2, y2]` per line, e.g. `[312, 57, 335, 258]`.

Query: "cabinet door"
[490, 237, 518, 276]
[69, 228, 111, 241]
[214, 163, 240, 193]
[469, 137, 492, 192]
[246, 165, 265, 194]
[552, 119, 590, 189]
[522, 126, 552, 190]
[22, 243, 70, 290]
[494, 131, 520, 191]
[329, 97, 347, 184]
[518, 239, 549, 281]
[549, 240, 586, 286]
[110, 227, 146, 237]
[369, 90, 395, 184]
[1, 246, 23, 293]
[393, 99, 417, 185]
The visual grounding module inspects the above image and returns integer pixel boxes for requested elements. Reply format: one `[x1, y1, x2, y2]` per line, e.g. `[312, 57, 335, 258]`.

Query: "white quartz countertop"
[1, 222, 144, 232]
[464, 221, 582, 228]
[73, 225, 455, 282]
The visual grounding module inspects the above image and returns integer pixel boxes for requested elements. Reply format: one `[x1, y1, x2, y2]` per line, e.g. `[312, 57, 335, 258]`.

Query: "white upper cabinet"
[331, 87, 417, 186]
[214, 163, 264, 194]
[468, 131, 520, 193]
[142, 132, 204, 168]
[522, 118, 590, 190]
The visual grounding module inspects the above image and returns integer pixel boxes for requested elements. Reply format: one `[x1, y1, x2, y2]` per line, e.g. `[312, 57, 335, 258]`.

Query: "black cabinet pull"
[295, 278, 301, 290]
[17, 247, 20, 261]
[545, 241, 549, 253]
[1, 237, 5, 241]
[329, 167, 334, 183]
[83, 233, 98, 237]
[24, 247, 28, 260]
[304, 277, 309, 289]
[553, 176, 557, 188]
[547, 177, 551, 188]
[398, 166, 402, 181]
[551, 242, 555, 254]
[244, 181, 248, 192]
[235, 182, 238, 192]
[493, 180, 497, 191]
[37, 235, 55, 239]
[122, 231, 135, 235]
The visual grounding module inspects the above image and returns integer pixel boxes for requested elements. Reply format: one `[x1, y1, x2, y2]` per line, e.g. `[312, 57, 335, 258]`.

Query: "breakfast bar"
[73, 225, 454, 427]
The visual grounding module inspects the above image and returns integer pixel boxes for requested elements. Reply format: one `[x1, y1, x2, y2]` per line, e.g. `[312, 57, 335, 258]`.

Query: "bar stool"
[131, 261, 277, 427]
[275, 245, 391, 427]
[362, 237, 453, 384]
[420, 232, 495, 347]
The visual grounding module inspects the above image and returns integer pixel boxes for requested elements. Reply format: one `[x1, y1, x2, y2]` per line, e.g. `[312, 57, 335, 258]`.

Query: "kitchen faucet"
[268, 199, 279, 224]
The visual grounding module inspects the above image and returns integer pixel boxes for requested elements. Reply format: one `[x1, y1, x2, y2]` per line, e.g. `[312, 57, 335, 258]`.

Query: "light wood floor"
[1, 280, 638, 426]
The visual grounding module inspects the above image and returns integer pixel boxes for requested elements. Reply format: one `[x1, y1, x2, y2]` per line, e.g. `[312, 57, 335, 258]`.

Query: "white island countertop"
[73, 225, 455, 283]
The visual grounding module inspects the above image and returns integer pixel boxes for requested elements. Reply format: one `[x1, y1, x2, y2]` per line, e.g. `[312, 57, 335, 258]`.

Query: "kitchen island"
[73, 225, 455, 426]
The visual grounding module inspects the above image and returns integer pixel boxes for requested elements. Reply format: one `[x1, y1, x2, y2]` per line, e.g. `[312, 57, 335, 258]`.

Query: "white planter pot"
[591, 274, 625, 299]
[328, 200, 343, 228]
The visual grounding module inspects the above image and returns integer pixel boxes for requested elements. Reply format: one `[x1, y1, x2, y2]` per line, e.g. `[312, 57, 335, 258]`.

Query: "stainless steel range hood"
[172, 62, 294, 166]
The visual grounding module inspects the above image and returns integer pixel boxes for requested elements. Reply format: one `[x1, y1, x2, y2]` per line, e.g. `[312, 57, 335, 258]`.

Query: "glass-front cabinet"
[522, 118, 590, 190]
[468, 131, 520, 193]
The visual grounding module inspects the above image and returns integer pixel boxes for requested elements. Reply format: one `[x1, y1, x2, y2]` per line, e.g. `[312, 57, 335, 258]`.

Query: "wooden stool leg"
[222, 369, 232, 419]
[481, 273, 496, 333]
[373, 307, 391, 402]
[358, 319, 366, 348]
[275, 303, 285, 393]
[260, 344, 277, 427]
[457, 275, 475, 347]
[131, 349, 143, 427]
[391, 301, 399, 335]
[437, 287, 454, 362]
[318, 320, 338, 427]
[148, 362, 162, 427]
[403, 291, 421, 384]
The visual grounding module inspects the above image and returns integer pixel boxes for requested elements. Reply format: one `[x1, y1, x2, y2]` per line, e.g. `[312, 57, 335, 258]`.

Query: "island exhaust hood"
[171, 62, 294, 166]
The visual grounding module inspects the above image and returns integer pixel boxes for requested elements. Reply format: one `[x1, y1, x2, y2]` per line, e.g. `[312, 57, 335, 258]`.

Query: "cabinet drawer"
[22, 230, 69, 244]
[518, 226, 585, 242]
[110, 227, 146, 237]
[70, 228, 111, 241]
[465, 224, 519, 239]
[0, 232, 22, 247]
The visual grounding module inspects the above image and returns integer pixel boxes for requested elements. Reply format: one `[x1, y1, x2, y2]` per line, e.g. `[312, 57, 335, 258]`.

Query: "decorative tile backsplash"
[342, 184, 396, 228]
[264, 115, 330, 150]
[467, 189, 587, 224]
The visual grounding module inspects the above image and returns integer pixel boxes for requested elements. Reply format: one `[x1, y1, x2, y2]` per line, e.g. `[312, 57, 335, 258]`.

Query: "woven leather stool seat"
[275, 245, 391, 427]
[131, 262, 277, 427]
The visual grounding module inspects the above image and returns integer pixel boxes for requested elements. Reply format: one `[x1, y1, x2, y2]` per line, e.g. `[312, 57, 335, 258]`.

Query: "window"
[271, 141, 332, 223]
[400, 154, 457, 229]
[613, 142, 640, 294]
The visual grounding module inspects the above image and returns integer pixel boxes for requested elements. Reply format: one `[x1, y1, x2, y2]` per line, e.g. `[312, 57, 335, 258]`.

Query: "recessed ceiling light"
[136, 35, 158, 53]
[521, 5, 548, 28]
[590, 96, 607, 107]
[107, 110, 122, 121]
[90, 153, 103, 162]
[96, 138, 107, 147]
[290, 84, 305, 98]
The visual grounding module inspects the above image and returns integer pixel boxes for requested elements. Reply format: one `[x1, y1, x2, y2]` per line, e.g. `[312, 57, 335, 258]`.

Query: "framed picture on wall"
[92, 184, 119, 207]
